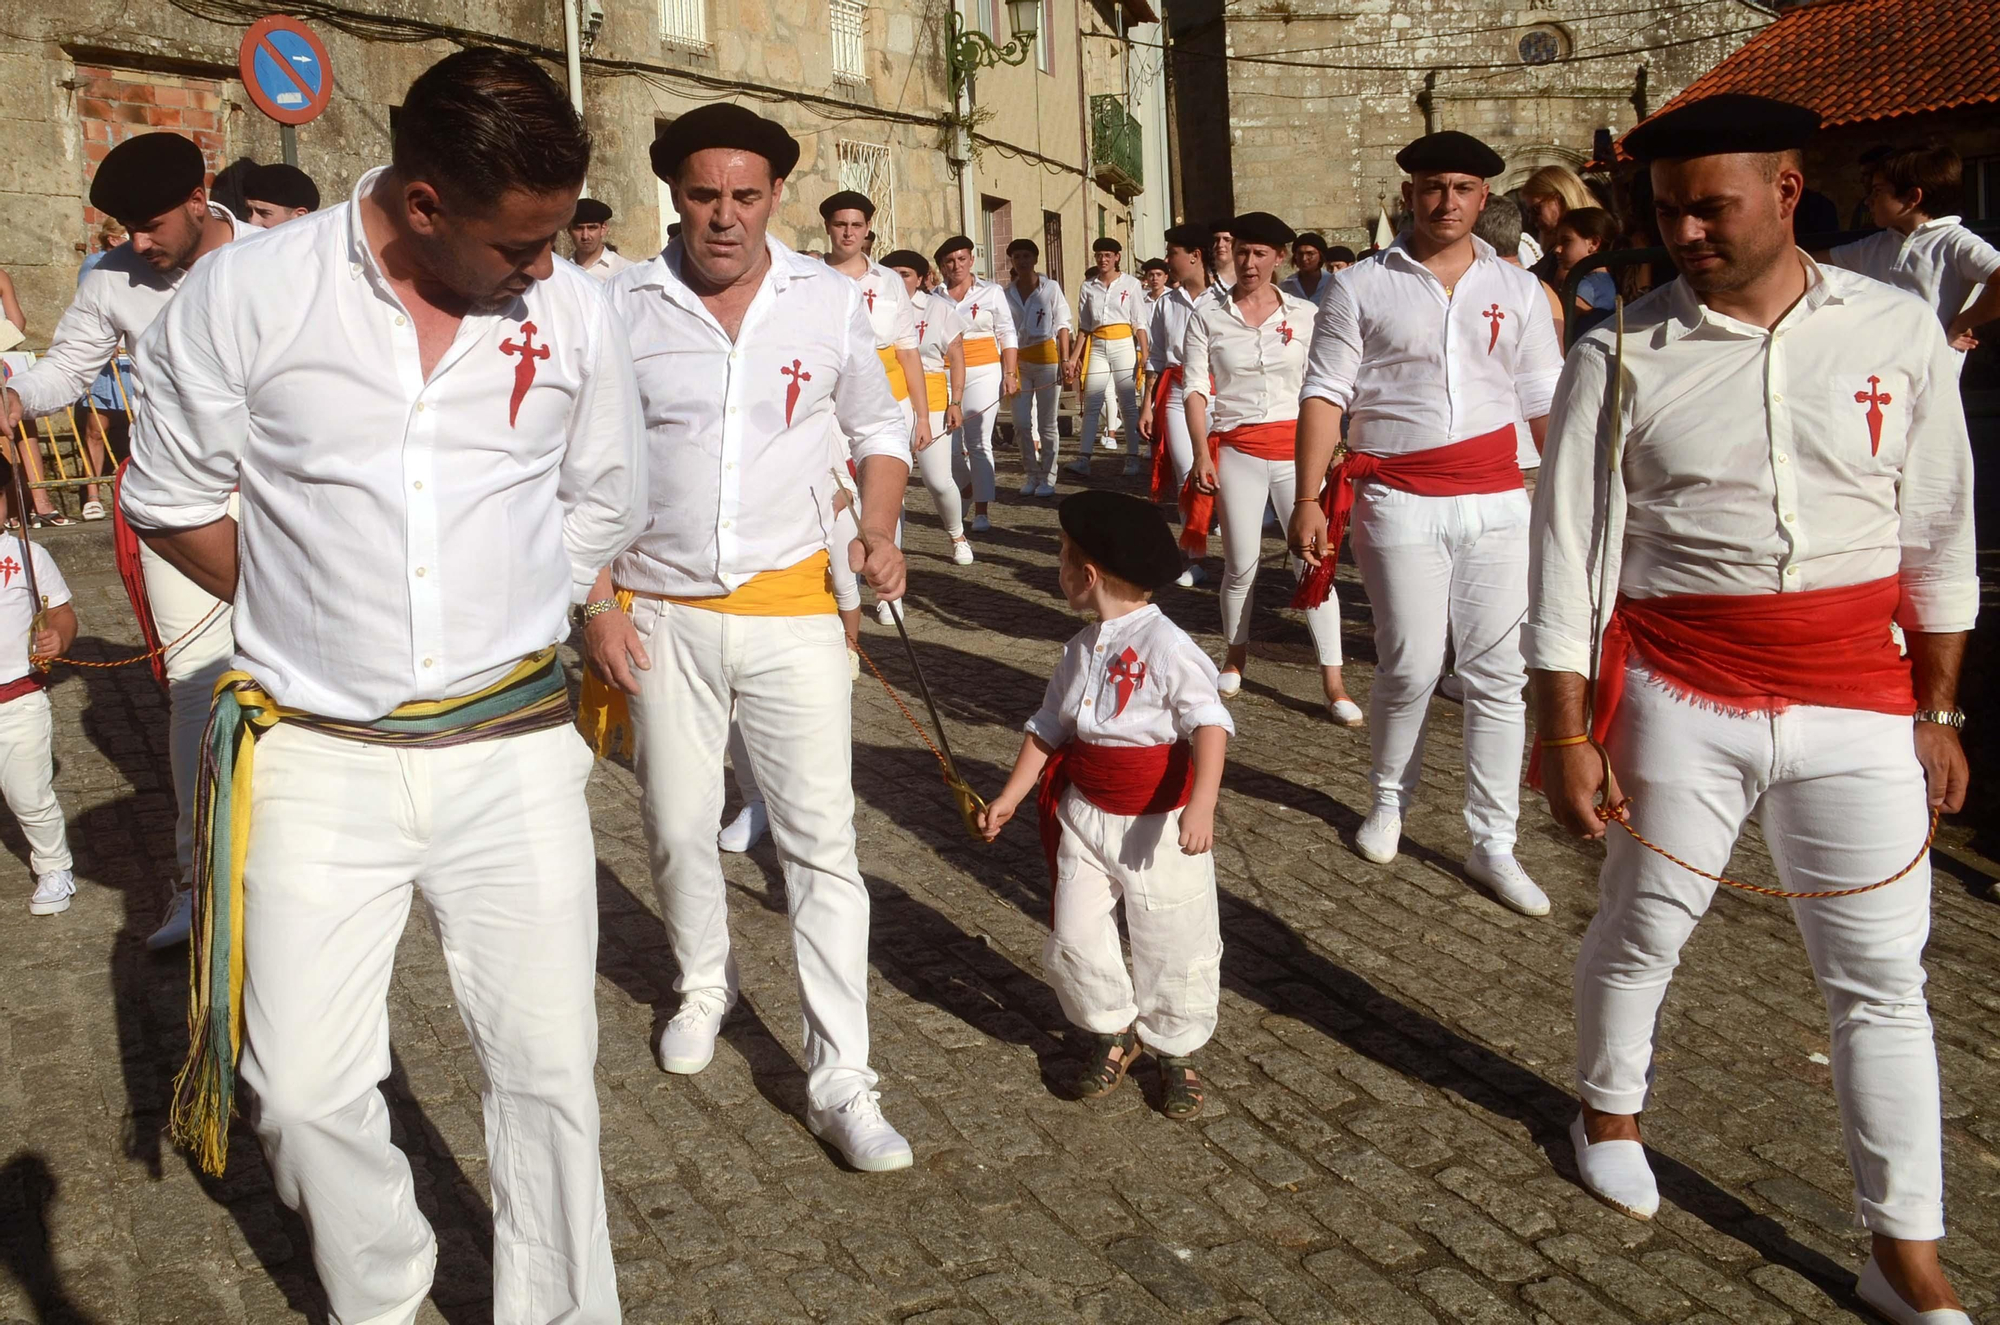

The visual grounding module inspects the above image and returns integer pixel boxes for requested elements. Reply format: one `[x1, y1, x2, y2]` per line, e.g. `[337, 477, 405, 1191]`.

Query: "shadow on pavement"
[0, 1151, 101, 1325]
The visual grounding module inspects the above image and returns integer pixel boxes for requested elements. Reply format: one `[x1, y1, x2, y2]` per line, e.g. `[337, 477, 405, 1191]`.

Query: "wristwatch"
[1915, 709, 1966, 729]
[578, 598, 620, 625]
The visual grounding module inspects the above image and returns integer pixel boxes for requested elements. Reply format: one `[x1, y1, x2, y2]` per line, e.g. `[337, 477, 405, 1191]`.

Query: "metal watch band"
[578, 599, 620, 624]
[1914, 708, 1966, 729]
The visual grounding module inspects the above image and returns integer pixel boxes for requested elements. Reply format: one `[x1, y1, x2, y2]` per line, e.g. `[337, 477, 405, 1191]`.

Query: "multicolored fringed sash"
[169, 648, 571, 1175]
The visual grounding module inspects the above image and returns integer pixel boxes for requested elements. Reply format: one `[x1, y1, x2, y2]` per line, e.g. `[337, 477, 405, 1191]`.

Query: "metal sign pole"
[280, 123, 297, 167]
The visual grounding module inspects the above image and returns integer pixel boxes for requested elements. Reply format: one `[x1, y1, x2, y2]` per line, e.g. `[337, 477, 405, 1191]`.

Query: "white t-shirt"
[1827, 216, 2000, 341]
[0, 537, 71, 685]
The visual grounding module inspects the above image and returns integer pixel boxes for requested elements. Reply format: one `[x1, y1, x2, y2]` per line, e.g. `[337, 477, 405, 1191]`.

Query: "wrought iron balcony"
[1090, 95, 1143, 199]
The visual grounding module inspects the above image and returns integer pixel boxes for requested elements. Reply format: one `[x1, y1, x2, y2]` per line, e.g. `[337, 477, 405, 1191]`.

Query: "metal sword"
[883, 596, 988, 836]
[7, 426, 49, 663]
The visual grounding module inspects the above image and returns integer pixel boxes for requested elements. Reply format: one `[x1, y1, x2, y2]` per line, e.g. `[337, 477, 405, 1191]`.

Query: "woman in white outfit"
[1183, 212, 1362, 724]
[1004, 238, 1073, 495]
[885, 250, 973, 566]
[932, 235, 1018, 532]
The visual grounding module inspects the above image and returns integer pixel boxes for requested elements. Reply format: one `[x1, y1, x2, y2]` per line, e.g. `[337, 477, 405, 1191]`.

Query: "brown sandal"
[1158, 1056, 1206, 1121]
[1076, 1026, 1139, 1099]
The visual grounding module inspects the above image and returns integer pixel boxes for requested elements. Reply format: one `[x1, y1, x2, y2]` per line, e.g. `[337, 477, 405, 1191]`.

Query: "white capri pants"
[1079, 333, 1140, 460]
[1216, 444, 1341, 666]
[1044, 792, 1221, 1057]
[140, 531, 235, 883]
[911, 401, 966, 541]
[237, 723, 617, 1325]
[1349, 486, 1528, 850]
[0, 690, 71, 873]
[1012, 360, 1063, 486]
[1160, 380, 1195, 499]
[952, 359, 1003, 504]
[626, 600, 878, 1112]
[1575, 668, 1943, 1240]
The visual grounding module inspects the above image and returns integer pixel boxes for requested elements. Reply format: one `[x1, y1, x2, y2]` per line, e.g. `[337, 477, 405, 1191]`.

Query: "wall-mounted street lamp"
[948, 0, 1041, 96]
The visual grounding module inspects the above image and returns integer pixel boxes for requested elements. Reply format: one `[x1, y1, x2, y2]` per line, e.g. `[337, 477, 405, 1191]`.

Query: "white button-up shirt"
[1006, 275, 1072, 345]
[911, 289, 965, 379]
[1300, 235, 1562, 455]
[1076, 272, 1147, 333]
[0, 537, 70, 686]
[843, 260, 918, 352]
[1181, 288, 1317, 432]
[576, 248, 634, 284]
[121, 170, 648, 720]
[1026, 605, 1234, 749]
[937, 276, 1019, 351]
[1145, 283, 1219, 374]
[1526, 261, 1977, 676]
[8, 204, 244, 418]
[1827, 215, 1999, 337]
[609, 236, 910, 598]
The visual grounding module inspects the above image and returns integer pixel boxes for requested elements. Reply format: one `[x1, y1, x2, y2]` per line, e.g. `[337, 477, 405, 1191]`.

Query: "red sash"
[1148, 365, 1184, 502]
[1292, 423, 1522, 608]
[0, 674, 44, 705]
[1036, 740, 1194, 921]
[111, 460, 166, 688]
[1178, 421, 1296, 556]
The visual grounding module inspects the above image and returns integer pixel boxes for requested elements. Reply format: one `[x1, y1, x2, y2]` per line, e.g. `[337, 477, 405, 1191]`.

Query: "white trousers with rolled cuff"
[236, 723, 617, 1325]
[1216, 445, 1341, 666]
[1349, 485, 1528, 850]
[1079, 334, 1140, 460]
[1575, 668, 1945, 1240]
[952, 361, 1002, 504]
[626, 600, 878, 1113]
[0, 690, 71, 874]
[1043, 791, 1222, 1058]
[140, 532, 235, 883]
[1012, 362, 1062, 486]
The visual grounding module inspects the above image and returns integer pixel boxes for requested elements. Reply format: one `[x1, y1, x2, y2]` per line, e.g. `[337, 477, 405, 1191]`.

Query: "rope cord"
[855, 640, 988, 838]
[38, 600, 228, 672]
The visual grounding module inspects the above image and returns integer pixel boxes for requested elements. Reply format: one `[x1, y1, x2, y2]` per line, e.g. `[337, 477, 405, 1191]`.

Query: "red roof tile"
[1651, 0, 2000, 128]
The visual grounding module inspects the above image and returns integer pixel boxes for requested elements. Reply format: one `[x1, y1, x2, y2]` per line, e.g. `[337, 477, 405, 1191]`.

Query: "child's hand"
[29, 628, 59, 664]
[978, 795, 1019, 842]
[1178, 802, 1215, 855]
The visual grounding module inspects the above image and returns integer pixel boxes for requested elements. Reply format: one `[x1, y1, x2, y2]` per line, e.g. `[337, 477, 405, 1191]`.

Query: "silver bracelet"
[1914, 708, 1966, 729]
[578, 598, 620, 624]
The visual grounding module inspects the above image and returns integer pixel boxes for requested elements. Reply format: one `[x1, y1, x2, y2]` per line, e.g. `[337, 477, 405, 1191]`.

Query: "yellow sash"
[876, 346, 910, 402]
[963, 336, 1001, 368]
[1019, 338, 1060, 365]
[1091, 323, 1134, 340]
[925, 372, 949, 413]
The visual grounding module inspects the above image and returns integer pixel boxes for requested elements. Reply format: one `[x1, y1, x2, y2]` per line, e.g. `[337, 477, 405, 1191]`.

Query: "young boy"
[978, 491, 1231, 1119]
[1827, 142, 2000, 356]
[0, 529, 77, 914]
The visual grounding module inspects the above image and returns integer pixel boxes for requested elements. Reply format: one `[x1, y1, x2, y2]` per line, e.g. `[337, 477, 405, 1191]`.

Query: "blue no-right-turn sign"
[238, 15, 334, 127]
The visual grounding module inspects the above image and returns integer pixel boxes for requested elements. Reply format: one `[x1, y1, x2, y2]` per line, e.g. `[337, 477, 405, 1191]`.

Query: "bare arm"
[1001, 345, 1019, 395]
[1528, 413, 1548, 457]
[977, 731, 1056, 840]
[1286, 396, 1345, 566]
[30, 602, 77, 665]
[579, 565, 651, 696]
[1530, 668, 1623, 840]
[138, 518, 238, 603]
[853, 452, 909, 600]
[897, 346, 931, 450]
[1177, 724, 1227, 854]
[1946, 282, 2000, 350]
[0, 272, 22, 335]
[1908, 629, 1969, 813]
[944, 336, 965, 435]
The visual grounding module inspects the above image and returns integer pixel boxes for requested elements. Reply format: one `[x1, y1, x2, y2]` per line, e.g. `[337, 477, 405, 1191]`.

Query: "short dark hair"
[1871, 142, 1963, 217]
[1555, 205, 1617, 250]
[393, 49, 591, 209]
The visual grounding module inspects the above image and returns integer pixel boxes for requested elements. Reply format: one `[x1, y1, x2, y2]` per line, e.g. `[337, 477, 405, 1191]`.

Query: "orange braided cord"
[1596, 799, 1938, 900]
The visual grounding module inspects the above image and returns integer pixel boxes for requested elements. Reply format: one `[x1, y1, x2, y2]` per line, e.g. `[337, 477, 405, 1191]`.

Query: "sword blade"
[885, 598, 963, 775]
[8, 436, 47, 653]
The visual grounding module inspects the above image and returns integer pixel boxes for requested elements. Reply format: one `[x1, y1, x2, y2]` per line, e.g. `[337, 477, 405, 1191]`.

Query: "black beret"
[570, 197, 612, 225]
[242, 162, 319, 212]
[1396, 130, 1506, 178]
[1294, 231, 1327, 252]
[820, 190, 875, 221]
[1140, 257, 1169, 275]
[1207, 220, 1235, 236]
[1059, 491, 1183, 592]
[1231, 211, 1296, 250]
[1006, 237, 1039, 257]
[933, 234, 974, 263]
[91, 132, 205, 225]
[650, 103, 801, 181]
[1092, 236, 1123, 253]
[880, 248, 928, 276]
[1624, 94, 1818, 164]
[1327, 245, 1357, 264]
[1162, 222, 1210, 251]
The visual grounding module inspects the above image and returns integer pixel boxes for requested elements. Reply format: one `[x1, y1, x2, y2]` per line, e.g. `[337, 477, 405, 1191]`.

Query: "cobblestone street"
[1, 460, 1995, 1325]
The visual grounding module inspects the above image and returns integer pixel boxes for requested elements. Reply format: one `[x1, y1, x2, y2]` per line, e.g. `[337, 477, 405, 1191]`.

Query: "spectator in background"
[1281, 231, 1332, 301]
[1470, 195, 1560, 486]
[240, 163, 320, 228]
[1140, 256, 1170, 304]
[1550, 206, 1619, 315]
[1325, 245, 1357, 272]
[206, 156, 257, 220]
[1518, 164, 1594, 281]
[72, 218, 134, 520]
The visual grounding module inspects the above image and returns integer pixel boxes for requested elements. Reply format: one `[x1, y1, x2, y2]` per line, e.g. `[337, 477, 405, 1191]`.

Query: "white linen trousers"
[1078, 334, 1141, 461]
[1216, 445, 1341, 665]
[0, 690, 71, 873]
[951, 362, 1003, 503]
[140, 533, 235, 882]
[1012, 363, 1063, 487]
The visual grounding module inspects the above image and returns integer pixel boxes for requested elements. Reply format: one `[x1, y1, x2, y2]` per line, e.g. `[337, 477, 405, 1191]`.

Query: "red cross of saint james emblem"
[781, 359, 811, 426]
[1278, 320, 1294, 345]
[864, 288, 876, 313]
[916, 319, 928, 343]
[1483, 304, 1505, 355]
[1107, 646, 1147, 717]
[970, 302, 980, 319]
[1855, 375, 1893, 455]
[0, 557, 17, 587]
[498, 321, 550, 427]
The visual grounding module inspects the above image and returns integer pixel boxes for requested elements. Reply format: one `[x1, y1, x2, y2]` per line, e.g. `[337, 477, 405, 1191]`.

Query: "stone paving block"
[1104, 1235, 1226, 1314]
[1209, 1238, 1354, 1325]
[1297, 1183, 1429, 1268]
[1639, 1249, 1793, 1324]
[1532, 1233, 1688, 1321]
[1202, 1115, 1314, 1189]
[1301, 1247, 1439, 1323]
[1519, 1276, 1635, 1325]
[1413, 1266, 1529, 1324]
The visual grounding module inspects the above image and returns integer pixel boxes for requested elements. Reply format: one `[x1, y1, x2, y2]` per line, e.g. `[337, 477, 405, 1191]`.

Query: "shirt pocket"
[1826, 371, 1911, 467]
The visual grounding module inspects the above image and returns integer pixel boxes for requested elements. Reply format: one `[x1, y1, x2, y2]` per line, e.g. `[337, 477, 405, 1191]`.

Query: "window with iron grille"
[837, 140, 894, 243]
[660, 0, 707, 48]
[831, 0, 868, 82]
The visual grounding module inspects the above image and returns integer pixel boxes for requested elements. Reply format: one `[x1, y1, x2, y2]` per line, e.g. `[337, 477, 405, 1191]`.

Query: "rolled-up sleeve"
[120, 255, 245, 532]
[1513, 276, 1563, 420]
[1524, 336, 1620, 675]
[991, 287, 1019, 349]
[10, 282, 120, 418]
[1024, 646, 1077, 746]
[1181, 310, 1213, 401]
[1895, 319, 1979, 632]
[1298, 273, 1361, 408]
[836, 291, 912, 468]
[559, 300, 650, 600]
[1167, 641, 1233, 738]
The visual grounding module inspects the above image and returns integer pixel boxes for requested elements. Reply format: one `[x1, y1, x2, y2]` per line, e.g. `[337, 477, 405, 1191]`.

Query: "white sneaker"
[1034, 482, 1057, 498]
[1327, 697, 1366, 727]
[718, 801, 769, 853]
[1183, 563, 1205, 586]
[655, 994, 732, 1075]
[1464, 848, 1550, 916]
[1569, 1115, 1659, 1221]
[147, 887, 193, 948]
[1215, 669, 1242, 698]
[29, 869, 75, 916]
[875, 600, 897, 626]
[970, 513, 990, 533]
[1175, 568, 1196, 588]
[1856, 1253, 1973, 1324]
[1355, 808, 1401, 864]
[1123, 457, 1146, 478]
[1018, 478, 1038, 496]
[950, 537, 975, 566]
[807, 1089, 913, 1172]
[1062, 459, 1091, 478]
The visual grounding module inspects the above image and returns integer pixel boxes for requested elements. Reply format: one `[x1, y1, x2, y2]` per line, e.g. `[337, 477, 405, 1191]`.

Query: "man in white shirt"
[933, 234, 1019, 533]
[3, 130, 240, 953]
[1278, 231, 1331, 303]
[1530, 95, 1975, 1325]
[1139, 223, 1216, 520]
[1289, 130, 1561, 914]
[581, 104, 917, 1175]
[241, 162, 320, 227]
[820, 189, 928, 456]
[1064, 237, 1149, 478]
[568, 196, 634, 282]
[122, 52, 645, 1324]
[1004, 237, 1074, 496]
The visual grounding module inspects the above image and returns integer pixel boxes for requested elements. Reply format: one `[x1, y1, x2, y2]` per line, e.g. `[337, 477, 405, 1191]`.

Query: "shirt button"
[728, 406, 739, 416]
[412, 480, 424, 490]
[1782, 512, 1796, 523]
[422, 658, 435, 668]
[1083, 699, 1092, 707]
[416, 402, 427, 413]
[1775, 454, 1789, 464]
[415, 567, 427, 578]
[395, 315, 407, 326]
[1785, 566, 1799, 577]
[1772, 393, 1784, 403]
